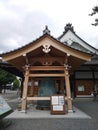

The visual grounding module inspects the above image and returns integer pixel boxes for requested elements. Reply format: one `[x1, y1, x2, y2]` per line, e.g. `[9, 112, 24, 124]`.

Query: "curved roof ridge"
[0, 26, 94, 57]
[58, 23, 98, 53]
[0, 33, 49, 56]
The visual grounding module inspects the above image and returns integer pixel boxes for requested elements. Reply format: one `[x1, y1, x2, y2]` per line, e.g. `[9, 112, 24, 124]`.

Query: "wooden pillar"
[21, 66, 29, 112]
[64, 68, 73, 112]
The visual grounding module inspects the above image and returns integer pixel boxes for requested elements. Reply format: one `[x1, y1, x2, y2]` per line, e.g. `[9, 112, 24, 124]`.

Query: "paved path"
[1, 90, 98, 130]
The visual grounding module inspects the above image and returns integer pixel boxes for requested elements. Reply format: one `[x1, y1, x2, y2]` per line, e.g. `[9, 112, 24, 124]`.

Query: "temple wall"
[75, 79, 98, 96]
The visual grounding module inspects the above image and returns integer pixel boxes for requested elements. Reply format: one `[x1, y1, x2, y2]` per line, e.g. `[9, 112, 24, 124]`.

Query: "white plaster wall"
[60, 30, 97, 54]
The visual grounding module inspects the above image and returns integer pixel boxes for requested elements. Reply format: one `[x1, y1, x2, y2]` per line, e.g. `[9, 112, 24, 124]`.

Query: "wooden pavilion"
[1, 26, 92, 112]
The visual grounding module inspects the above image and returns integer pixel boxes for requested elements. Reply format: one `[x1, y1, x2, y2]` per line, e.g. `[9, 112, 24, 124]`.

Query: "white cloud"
[0, 0, 98, 53]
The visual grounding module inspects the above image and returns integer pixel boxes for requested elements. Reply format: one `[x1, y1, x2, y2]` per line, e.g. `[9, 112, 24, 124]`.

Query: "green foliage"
[0, 68, 16, 86]
[90, 6, 98, 26]
[13, 78, 20, 90]
[90, 6, 98, 15]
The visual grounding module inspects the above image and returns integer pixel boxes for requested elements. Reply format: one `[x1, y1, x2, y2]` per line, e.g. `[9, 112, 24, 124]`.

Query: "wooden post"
[21, 66, 29, 112]
[64, 68, 73, 112]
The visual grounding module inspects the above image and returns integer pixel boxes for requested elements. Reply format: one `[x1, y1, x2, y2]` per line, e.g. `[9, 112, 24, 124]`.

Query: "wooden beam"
[27, 96, 68, 101]
[29, 73, 65, 77]
[64, 69, 73, 112]
[29, 66, 65, 71]
[23, 54, 29, 65]
[27, 97, 50, 100]
[21, 68, 29, 111]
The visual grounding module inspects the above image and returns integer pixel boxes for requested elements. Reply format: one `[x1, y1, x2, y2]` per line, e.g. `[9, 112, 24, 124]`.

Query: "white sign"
[78, 85, 84, 92]
[53, 105, 63, 111]
[58, 96, 64, 105]
[51, 96, 58, 105]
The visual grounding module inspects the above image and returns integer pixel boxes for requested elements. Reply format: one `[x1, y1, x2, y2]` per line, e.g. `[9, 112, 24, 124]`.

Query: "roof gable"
[0, 27, 93, 72]
[59, 23, 98, 54]
[71, 42, 90, 52]
[1, 33, 92, 62]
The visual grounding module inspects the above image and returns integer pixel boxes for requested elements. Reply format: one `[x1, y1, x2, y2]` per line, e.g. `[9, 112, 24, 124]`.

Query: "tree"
[89, 6, 98, 26]
[0, 68, 16, 93]
[13, 78, 20, 90]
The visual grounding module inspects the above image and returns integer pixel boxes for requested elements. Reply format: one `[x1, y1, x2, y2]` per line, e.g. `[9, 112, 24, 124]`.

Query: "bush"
[13, 79, 20, 90]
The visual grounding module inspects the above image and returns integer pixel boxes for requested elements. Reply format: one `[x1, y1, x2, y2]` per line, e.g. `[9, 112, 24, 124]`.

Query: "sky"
[0, 0, 98, 53]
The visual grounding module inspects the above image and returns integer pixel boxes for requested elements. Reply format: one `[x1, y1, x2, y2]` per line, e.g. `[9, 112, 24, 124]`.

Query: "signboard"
[50, 95, 66, 114]
[0, 95, 13, 119]
[53, 105, 63, 111]
[78, 85, 84, 92]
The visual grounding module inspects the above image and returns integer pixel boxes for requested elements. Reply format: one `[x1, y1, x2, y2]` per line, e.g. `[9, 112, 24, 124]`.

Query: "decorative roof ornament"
[23, 53, 26, 57]
[43, 44, 51, 53]
[64, 23, 75, 33]
[64, 53, 71, 70]
[43, 25, 50, 34]
[67, 39, 73, 45]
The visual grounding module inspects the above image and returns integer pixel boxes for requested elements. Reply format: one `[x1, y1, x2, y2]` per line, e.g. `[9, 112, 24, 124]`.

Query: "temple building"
[0, 24, 97, 112]
[58, 23, 98, 97]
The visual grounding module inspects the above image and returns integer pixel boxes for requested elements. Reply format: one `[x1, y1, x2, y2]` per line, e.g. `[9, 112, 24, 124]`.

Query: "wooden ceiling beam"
[23, 54, 29, 65]
[29, 66, 65, 71]
[29, 73, 65, 77]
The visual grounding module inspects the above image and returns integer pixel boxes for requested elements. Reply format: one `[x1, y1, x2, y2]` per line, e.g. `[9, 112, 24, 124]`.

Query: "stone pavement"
[5, 105, 91, 119]
[1, 90, 98, 130]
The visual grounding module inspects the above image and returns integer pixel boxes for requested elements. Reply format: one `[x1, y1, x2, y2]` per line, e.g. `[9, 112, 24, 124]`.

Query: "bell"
[36, 77, 56, 110]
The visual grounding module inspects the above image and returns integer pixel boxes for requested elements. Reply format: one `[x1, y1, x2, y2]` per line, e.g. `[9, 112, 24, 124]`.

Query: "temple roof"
[0, 59, 23, 77]
[85, 55, 98, 65]
[58, 23, 98, 54]
[0, 25, 93, 74]
[0, 26, 93, 57]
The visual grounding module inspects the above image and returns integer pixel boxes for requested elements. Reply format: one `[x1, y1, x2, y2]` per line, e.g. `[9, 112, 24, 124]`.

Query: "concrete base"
[20, 110, 27, 113]
[6, 105, 91, 119]
[68, 110, 74, 113]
